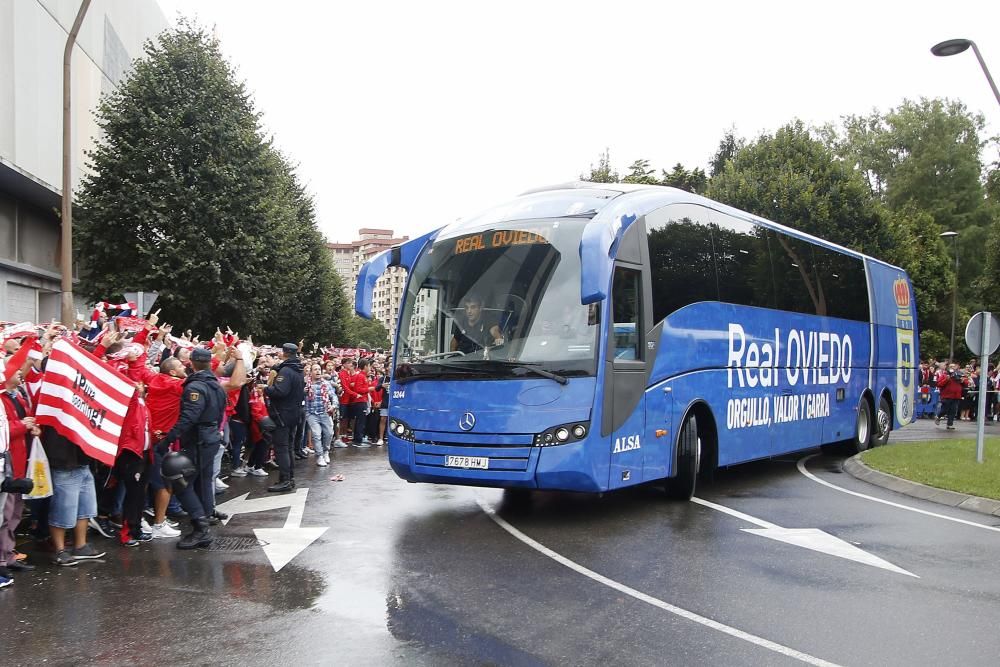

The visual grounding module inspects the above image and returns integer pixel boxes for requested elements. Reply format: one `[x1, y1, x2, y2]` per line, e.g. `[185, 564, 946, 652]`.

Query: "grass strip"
[861, 438, 1000, 501]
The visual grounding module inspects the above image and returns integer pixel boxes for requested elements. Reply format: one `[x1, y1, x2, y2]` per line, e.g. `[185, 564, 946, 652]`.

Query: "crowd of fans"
[918, 357, 1000, 427]
[0, 310, 391, 588]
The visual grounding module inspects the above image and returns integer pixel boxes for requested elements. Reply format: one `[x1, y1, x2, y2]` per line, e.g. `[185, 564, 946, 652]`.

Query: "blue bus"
[356, 183, 916, 498]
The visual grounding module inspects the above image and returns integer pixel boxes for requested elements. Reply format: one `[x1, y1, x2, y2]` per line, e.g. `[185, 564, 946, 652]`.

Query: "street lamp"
[61, 0, 92, 324]
[930, 38, 1000, 110]
[940, 231, 959, 362]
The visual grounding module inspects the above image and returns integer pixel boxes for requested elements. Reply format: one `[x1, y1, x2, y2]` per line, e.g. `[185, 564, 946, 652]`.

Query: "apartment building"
[327, 228, 409, 344]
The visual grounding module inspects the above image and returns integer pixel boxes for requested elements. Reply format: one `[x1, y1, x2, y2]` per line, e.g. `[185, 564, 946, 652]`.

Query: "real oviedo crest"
[893, 278, 914, 426]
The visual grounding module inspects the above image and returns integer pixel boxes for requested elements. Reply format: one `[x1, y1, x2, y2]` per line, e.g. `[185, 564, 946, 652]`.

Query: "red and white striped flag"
[35, 339, 136, 466]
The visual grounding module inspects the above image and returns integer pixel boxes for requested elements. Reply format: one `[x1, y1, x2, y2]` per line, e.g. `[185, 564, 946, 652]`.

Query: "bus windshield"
[395, 218, 600, 381]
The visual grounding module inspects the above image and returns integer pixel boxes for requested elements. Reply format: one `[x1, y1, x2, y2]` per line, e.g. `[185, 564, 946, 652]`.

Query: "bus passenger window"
[711, 211, 775, 309]
[612, 267, 641, 360]
[645, 204, 718, 322]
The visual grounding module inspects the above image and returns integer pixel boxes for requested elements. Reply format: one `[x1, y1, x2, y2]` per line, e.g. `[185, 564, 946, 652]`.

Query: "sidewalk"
[842, 415, 1000, 517]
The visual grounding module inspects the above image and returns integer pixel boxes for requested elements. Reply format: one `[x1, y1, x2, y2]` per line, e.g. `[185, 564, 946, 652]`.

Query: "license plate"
[445, 455, 489, 470]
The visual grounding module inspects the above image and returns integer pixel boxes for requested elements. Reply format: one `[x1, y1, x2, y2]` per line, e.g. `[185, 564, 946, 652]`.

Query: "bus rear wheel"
[850, 399, 874, 454]
[872, 396, 892, 447]
[664, 414, 700, 500]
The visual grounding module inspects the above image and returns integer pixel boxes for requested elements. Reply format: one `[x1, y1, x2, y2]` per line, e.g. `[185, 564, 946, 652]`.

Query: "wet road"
[6, 425, 1000, 666]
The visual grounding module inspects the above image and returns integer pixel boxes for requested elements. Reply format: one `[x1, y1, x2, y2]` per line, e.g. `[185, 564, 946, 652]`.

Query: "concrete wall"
[0, 0, 167, 322]
[0, 0, 167, 192]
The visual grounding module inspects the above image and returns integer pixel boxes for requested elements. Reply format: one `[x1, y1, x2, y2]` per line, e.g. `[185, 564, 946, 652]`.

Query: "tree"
[833, 98, 996, 323]
[342, 316, 390, 350]
[258, 155, 351, 343]
[661, 163, 708, 194]
[74, 23, 346, 341]
[581, 148, 619, 183]
[708, 121, 890, 257]
[882, 205, 954, 334]
[622, 159, 658, 185]
[709, 127, 744, 178]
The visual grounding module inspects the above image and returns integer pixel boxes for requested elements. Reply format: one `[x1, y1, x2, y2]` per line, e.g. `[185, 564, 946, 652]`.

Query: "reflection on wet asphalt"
[7, 435, 1000, 666]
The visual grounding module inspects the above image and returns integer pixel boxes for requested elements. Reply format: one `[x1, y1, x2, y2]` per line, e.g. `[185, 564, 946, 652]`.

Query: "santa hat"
[107, 342, 144, 361]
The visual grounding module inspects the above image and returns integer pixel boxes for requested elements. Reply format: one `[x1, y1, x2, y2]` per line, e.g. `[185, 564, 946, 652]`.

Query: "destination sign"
[453, 229, 550, 254]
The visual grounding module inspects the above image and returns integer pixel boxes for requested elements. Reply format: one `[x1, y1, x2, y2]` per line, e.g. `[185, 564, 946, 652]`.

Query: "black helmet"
[258, 416, 277, 433]
[161, 451, 197, 492]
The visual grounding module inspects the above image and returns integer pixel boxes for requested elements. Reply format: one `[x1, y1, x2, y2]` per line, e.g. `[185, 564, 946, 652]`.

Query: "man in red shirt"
[337, 358, 359, 444]
[126, 350, 186, 537]
[2, 369, 39, 573]
[936, 362, 968, 430]
[345, 359, 372, 447]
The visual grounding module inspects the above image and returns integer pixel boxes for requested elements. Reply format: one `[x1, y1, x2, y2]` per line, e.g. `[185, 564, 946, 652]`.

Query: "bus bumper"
[387, 436, 605, 492]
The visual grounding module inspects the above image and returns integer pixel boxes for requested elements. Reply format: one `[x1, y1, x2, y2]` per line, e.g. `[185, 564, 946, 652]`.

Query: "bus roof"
[514, 181, 902, 270]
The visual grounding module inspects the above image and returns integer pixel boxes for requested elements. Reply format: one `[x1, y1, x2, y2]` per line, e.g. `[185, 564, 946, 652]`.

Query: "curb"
[843, 455, 1000, 518]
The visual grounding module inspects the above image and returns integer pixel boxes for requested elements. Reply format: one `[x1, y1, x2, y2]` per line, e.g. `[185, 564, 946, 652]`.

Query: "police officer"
[156, 347, 227, 549]
[265, 342, 305, 492]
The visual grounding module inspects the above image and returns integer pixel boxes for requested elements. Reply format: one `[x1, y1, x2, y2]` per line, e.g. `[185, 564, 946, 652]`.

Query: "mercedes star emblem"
[459, 412, 476, 431]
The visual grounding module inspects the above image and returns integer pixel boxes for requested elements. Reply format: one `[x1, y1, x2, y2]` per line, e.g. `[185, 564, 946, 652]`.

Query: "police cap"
[191, 347, 212, 362]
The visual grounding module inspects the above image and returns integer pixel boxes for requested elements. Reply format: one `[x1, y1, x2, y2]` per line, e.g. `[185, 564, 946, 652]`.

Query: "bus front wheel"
[850, 399, 874, 454]
[664, 414, 700, 500]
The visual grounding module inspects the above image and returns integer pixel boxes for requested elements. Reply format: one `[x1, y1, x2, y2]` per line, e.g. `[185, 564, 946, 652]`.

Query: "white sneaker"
[151, 521, 181, 539]
[317, 457, 328, 467]
[374, 439, 383, 446]
[230, 467, 248, 477]
[323, 453, 331, 465]
[249, 467, 269, 477]
[215, 478, 229, 492]
[141, 518, 152, 533]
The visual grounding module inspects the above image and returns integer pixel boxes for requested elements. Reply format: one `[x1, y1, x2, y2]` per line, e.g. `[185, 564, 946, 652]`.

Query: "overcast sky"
[157, 0, 1000, 243]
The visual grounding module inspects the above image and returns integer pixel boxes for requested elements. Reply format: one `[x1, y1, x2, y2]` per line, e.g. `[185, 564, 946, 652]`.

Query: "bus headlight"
[388, 418, 414, 441]
[534, 422, 590, 447]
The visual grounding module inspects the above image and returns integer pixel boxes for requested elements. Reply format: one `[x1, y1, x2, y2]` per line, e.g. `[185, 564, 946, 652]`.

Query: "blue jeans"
[306, 413, 334, 457]
[230, 420, 248, 467]
[49, 466, 98, 529]
[347, 403, 367, 443]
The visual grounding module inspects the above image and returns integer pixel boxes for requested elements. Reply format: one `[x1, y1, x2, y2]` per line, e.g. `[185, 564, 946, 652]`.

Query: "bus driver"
[450, 294, 504, 353]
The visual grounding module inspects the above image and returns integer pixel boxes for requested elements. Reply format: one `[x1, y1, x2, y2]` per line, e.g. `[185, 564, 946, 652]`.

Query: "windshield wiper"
[395, 360, 492, 384]
[459, 360, 568, 385]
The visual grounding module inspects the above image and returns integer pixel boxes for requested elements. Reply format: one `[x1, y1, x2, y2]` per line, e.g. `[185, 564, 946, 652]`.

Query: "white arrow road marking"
[797, 454, 1000, 534]
[214, 488, 328, 572]
[214, 489, 311, 526]
[477, 497, 842, 667]
[692, 497, 918, 578]
[253, 526, 328, 572]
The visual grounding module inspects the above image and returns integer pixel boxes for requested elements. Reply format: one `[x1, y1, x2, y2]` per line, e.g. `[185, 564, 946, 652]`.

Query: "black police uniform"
[161, 368, 226, 519]
[265, 352, 305, 489]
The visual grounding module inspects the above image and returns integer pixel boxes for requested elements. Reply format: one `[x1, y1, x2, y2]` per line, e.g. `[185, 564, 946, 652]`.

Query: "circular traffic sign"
[965, 312, 1000, 356]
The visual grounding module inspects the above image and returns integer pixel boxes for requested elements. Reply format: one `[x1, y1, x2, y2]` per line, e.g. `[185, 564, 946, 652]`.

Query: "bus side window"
[645, 204, 718, 322]
[711, 210, 776, 309]
[612, 266, 641, 360]
[771, 232, 823, 316]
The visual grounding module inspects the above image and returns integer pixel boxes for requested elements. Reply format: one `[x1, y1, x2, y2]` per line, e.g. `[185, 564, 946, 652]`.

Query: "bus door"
[605, 259, 651, 489]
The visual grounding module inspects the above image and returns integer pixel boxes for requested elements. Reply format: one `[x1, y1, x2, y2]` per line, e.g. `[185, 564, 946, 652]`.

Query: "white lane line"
[476, 497, 842, 667]
[797, 455, 1000, 535]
